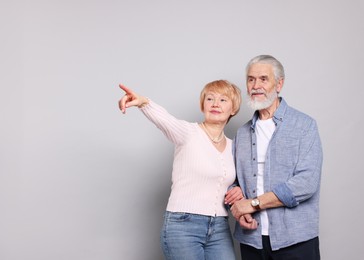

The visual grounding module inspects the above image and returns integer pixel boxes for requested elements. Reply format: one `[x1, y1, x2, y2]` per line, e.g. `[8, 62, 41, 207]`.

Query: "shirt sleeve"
[273, 119, 323, 208]
[139, 100, 191, 145]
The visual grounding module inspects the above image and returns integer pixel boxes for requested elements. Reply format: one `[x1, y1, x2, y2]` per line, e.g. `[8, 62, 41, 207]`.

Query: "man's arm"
[230, 191, 283, 221]
[257, 191, 284, 210]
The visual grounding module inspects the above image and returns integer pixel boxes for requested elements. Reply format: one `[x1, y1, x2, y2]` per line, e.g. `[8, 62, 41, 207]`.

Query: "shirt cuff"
[272, 183, 298, 208]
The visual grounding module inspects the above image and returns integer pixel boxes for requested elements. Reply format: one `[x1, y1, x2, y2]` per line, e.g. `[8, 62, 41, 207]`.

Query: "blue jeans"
[160, 211, 236, 260]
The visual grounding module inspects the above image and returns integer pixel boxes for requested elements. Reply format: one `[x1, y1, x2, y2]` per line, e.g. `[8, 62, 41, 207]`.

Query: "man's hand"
[239, 214, 258, 230]
[230, 199, 258, 230]
[230, 199, 255, 220]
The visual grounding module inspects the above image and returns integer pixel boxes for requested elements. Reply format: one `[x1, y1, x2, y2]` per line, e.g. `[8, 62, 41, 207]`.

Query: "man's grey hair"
[246, 55, 285, 82]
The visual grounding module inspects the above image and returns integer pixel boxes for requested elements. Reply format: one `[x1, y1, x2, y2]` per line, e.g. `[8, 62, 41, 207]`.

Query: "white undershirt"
[256, 118, 275, 235]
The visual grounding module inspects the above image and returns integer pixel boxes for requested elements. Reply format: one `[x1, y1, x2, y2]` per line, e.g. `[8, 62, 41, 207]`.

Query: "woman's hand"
[118, 84, 149, 113]
[225, 186, 244, 205]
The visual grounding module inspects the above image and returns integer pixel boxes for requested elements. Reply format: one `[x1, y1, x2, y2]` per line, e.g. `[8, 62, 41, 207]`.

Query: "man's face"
[246, 63, 282, 110]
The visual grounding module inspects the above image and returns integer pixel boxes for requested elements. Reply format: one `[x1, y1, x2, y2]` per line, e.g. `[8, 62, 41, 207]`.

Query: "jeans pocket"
[166, 212, 192, 222]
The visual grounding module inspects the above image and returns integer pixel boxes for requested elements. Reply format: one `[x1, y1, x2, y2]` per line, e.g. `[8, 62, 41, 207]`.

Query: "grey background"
[1, 0, 363, 259]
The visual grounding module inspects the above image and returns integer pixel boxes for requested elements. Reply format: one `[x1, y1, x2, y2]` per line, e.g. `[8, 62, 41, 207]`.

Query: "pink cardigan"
[140, 100, 236, 216]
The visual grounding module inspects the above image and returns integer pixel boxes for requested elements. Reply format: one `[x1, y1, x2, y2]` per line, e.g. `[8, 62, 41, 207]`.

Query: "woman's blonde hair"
[200, 80, 241, 122]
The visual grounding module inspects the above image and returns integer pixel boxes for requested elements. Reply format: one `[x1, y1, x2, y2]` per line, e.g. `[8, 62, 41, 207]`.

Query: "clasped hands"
[230, 197, 258, 230]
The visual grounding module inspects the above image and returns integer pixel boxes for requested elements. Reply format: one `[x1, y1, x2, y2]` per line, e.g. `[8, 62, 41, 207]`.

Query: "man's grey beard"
[247, 89, 278, 111]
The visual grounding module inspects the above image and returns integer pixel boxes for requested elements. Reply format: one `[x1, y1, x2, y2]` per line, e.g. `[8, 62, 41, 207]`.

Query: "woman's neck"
[201, 122, 225, 144]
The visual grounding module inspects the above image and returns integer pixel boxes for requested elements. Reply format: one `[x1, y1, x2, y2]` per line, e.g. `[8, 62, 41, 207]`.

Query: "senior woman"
[118, 80, 242, 260]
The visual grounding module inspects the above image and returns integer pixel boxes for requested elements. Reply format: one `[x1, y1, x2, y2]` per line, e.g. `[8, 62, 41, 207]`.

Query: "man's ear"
[276, 78, 284, 93]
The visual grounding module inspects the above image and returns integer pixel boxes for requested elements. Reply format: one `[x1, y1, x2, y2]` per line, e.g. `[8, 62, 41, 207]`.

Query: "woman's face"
[202, 91, 234, 124]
